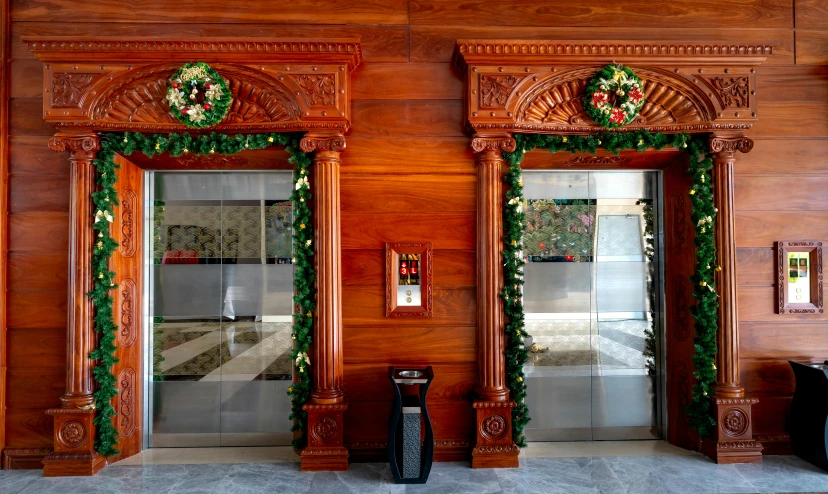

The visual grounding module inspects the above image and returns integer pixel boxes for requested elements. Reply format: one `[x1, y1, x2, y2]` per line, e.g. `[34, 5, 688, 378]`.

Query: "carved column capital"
[708, 136, 754, 155]
[49, 133, 101, 158]
[471, 134, 516, 154]
[300, 133, 346, 153]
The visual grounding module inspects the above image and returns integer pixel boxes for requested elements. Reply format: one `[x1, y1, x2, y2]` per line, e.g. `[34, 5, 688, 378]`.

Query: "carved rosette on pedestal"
[702, 398, 763, 463]
[300, 403, 349, 471]
[472, 402, 519, 467]
[42, 409, 105, 476]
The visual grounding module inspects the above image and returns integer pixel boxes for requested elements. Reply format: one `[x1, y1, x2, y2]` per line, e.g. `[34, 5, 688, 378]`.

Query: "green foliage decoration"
[166, 62, 231, 128]
[501, 129, 720, 442]
[90, 131, 316, 456]
[584, 64, 645, 128]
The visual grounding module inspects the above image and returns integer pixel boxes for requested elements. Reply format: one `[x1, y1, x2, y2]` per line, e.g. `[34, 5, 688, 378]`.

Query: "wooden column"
[470, 134, 519, 468]
[703, 134, 762, 464]
[299, 133, 348, 471]
[43, 132, 106, 477]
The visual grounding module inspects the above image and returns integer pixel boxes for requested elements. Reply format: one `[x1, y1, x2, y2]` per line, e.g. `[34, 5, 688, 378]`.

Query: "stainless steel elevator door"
[522, 171, 663, 441]
[146, 172, 295, 448]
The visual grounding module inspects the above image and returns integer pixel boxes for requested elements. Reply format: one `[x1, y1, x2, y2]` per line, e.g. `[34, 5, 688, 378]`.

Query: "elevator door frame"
[522, 170, 668, 442]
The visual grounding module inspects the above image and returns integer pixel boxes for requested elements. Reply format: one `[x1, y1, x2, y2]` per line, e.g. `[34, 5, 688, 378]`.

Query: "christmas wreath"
[584, 64, 645, 128]
[166, 62, 231, 128]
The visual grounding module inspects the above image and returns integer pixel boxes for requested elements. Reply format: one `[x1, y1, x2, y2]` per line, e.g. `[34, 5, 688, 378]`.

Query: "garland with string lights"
[501, 130, 720, 443]
[90, 131, 316, 456]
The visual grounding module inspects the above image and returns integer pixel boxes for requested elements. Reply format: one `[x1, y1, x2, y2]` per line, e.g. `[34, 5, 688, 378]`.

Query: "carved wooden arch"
[453, 40, 771, 469]
[27, 38, 361, 476]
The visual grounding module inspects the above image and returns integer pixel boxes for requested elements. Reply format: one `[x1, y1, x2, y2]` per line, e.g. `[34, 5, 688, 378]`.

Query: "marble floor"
[2, 452, 828, 494]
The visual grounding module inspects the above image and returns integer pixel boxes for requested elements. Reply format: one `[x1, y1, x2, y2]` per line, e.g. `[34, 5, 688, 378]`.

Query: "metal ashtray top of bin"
[388, 366, 434, 484]
[788, 360, 828, 472]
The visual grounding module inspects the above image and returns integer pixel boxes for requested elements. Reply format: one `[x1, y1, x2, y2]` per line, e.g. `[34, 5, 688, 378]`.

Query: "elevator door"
[146, 172, 295, 447]
[522, 171, 663, 441]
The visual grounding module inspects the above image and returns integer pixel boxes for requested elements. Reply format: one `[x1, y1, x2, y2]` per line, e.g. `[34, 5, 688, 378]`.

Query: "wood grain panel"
[736, 248, 775, 286]
[756, 65, 828, 102]
[345, 400, 474, 444]
[738, 285, 828, 321]
[796, 0, 828, 28]
[9, 60, 42, 99]
[750, 395, 791, 435]
[410, 25, 794, 63]
[341, 174, 475, 213]
[796, 30, 828, 65]
[342, 249, 475, 287]
[349, 100, 465, 139]
[752, 102, 828, 137]
[7, 291, 67, 329]
[11, 22, 409, 62]
[741, 359, 795, 397]
[8, 214, 68, 252]
[735, 139, 828, 175]
[344, 325, 476, 363]
[6, 369, 65, 408]
[344, 362, 476, 401]
[735, 211, 828, 247]
[343, 287, 476, 326]
[740, 322, 828, 359]
[6, 328, 66, 369]
[352, 63, 462, 100]
[341, 213, 475, 250]
[343, 138, 475, 175]
[735, 176, 828, 210]
[409, 0, 793, 28]
[9, 174, 69, 213]
[9, 98, 53, 136]
[8, 252, 68, 291]
[4, 408, 54, 448]
[11, 0, 409, 24]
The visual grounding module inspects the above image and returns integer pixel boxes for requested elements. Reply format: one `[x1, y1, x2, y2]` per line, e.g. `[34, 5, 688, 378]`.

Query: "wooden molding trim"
[2, 448, 54, 470]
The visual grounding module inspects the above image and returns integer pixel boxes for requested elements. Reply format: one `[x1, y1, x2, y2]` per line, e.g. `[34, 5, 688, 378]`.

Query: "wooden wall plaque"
[386, 242, 433, 317]
[777, 241, 824, 314]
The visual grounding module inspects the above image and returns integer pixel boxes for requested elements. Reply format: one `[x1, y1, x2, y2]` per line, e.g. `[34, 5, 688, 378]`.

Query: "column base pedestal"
[472, 400, 519, 468]
[300, 402, 349, 472]
[43, 451, 106, 477]
[702, 397, 763, 464]
[44, 407, 106, 477]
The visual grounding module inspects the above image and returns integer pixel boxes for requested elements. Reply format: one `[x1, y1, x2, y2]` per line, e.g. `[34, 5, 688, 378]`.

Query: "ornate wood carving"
[454, 41, 769, 135]
[709, 136, 754, 153]
[470, 135, 516, 153]
[671, 191, 688, 255]
[311, 416, 338, 444]
[776, 241, 824, 314]
[52, 73, 99, 108]
[703, 397, 763, 464]
[119, 190, 136, 257]
[118, 368, 137, 438]
[300, 134, 346, 153]
[301, 403, 348, 471]
[27, 38, 362, 133]
[44, 408, 104, 476]
[385, 242, 433, 317]
[57, 421, 87, 449]
[119, 279, 136, 348]
[672, 274, 691, 342]
[472, 401, 518, 468]
[563, 156, 631, 166]
[175, 154, 249, 167]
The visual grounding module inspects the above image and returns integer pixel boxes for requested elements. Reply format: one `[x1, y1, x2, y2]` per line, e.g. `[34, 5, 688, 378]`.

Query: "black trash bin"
[789, 360, 828, 472]
[388, 366, 434, 484]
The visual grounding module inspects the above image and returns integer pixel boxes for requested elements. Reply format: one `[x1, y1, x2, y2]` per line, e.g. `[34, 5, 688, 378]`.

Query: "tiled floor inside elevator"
[3, 442, 828, 494]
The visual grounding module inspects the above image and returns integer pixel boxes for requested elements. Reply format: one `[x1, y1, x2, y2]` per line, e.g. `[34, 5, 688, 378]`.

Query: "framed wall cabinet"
[777, 241, 824, 314]
[386, 242, 433, 317]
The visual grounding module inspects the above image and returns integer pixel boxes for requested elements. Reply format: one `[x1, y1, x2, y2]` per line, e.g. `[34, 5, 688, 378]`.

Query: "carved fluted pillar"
[43, 132, 106, 476]
[703, 134, 762, 464]
[470, 134, 519, 469]
[298, 132, 348, 471]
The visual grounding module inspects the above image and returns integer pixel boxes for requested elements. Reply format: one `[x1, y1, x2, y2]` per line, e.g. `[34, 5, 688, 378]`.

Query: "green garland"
[90, 131, 316, 456]
[501, 130, 720, 443]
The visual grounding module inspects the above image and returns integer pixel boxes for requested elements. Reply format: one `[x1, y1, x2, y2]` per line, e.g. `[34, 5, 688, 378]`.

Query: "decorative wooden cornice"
[709, 136, 754, 154]
[26, 37, 362, 133]
[471, 134, 516, 153]
[300, 133, 346, 153]
[453, 40, 770, 135]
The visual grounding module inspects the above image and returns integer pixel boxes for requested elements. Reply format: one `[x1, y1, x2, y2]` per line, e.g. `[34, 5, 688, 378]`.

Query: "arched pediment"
[453, 40, 770, 134]
[26, 38, 362, 133]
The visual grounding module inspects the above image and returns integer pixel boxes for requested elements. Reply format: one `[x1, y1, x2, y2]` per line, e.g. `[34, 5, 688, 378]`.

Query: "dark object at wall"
[388, 366, 434, 484]
[789, 361, 828, 471]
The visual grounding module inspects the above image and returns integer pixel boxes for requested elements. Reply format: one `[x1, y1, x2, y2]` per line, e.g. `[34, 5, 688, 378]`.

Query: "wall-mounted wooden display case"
[777, 241, 824, 314]
[386, 242, 433, 317]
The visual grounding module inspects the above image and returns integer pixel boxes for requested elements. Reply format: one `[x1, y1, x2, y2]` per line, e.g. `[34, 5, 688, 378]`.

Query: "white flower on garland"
[95, 210, 113, 223]
[205, 83, 224, 101]
[295, 351, 311, 372]
[508, 197, 523, 213]
[295, 176, 309, 190]
[186, 105, 206, 124]
[697, 215, 714, 228]
[165, 88, 185, 108]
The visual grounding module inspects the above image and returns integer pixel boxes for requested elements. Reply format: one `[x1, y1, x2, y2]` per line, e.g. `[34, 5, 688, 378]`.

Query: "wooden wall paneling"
[734, 139, 828, 175]
[7, 214, 68, 252]
[9, 98, 52, 136]
[6, 328, 66, 368]
[740, 322, 828, 359]
[750, 395, 792, 435]
[351, 63, 462, 100]
[343, 325, 477, 364]
[341, 213, 475, 250]
[735, 212, 828, 247]
[735, 176, 828, 210]
[755, 65, 828, 102]
[8, 253, 68, 291]
[11, 23, 409, 62]
[796, 31, 828, 65]
[340, 174, 476, 213]
[736, 248, 775, 286]
[796, 0, 828, 28]
[342, 249, 475, 287]
[751, 102, 828, 136]
[739, 285, 828, 321]
[8, 175, 69, 213]
[11, 0, 409, 24]
[9, 136, 64, 175]
[4, 409, 54, 448]
[343, 287, 476, 326]
[343, 138, 475, 175]
[9, 59, 41, 98]
[344, 362, 476, 402]
[348, 100, 465, 139]
[740, 359, 796, 397]
[409, 0, 793, 28]
[5, 369, 65, 408]
[410, 26, 794, 64]
[7, 291, 67, 329]
[1, 0, 10, 460]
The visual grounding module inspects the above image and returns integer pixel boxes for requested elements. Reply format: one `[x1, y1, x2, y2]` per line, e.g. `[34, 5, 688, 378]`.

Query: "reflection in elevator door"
[146, 172, 295, 447]
[521, 171, 663, 441]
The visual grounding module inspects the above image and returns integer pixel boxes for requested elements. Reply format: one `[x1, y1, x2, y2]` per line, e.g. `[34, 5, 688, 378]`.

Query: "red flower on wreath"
[538, 242, 546, 249]
[627, 87, 643, 103]
[610, 108, 627, 125]
[591, 91, 609, 108]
